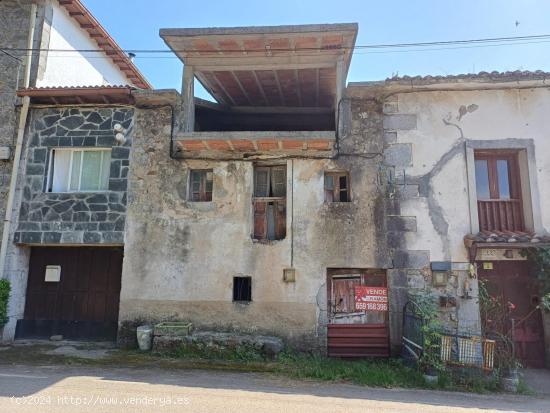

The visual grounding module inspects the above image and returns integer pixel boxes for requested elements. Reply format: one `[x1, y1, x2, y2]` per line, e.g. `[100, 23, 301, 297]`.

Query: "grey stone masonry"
[14, 107, 133, 245]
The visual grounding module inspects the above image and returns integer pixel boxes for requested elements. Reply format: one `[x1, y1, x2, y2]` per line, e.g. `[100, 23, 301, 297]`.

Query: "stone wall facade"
[0, 0, 33, 243]
[14, 107, 133, 245]
[117, 96, 390, 350]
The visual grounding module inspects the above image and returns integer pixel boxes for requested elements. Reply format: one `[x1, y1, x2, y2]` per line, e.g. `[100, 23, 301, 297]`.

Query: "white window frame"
[47, 147, 112, 193]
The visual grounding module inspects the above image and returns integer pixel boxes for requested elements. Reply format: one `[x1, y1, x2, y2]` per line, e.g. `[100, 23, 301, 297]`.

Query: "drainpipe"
[0, 3, 37, 280]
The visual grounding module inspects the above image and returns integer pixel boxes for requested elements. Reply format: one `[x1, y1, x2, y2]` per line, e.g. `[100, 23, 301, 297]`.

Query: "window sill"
[233, 300, 252, 305]
[252, 237, 286, 245]
[46, 190, 111, 194]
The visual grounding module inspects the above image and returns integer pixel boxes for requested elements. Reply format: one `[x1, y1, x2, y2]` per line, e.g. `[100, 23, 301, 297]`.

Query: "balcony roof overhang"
[173, 131, 335, 159]
[160, 23, 358, 109]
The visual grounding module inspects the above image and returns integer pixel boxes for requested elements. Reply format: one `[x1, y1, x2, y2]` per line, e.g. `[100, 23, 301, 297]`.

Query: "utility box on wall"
[0, 147, 11, 160]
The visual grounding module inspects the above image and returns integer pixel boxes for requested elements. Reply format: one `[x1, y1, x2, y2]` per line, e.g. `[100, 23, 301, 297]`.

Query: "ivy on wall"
[0, 279, 10, 329]
[520, 247, 550, 295]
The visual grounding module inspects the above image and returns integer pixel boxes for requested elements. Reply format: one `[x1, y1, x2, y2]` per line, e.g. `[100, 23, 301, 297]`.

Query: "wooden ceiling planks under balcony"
[160, 24, 358, 108]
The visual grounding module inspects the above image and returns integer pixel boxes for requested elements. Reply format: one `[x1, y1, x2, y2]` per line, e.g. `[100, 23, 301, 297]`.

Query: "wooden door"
[327, 270, 389, 358]
[17, 247, 123, 340]
[478, 260, 545, 368]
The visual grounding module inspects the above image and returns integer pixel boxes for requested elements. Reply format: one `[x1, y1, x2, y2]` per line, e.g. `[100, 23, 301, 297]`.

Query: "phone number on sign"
[356, 302, 388, 311]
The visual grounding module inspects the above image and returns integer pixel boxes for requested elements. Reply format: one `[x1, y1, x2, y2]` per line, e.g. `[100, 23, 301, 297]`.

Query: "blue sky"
[86, 0, 550, 98]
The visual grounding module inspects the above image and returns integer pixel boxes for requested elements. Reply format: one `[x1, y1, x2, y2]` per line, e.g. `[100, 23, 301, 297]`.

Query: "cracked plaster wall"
[383, 87, 550, 336]
[118, 101, 389, 350]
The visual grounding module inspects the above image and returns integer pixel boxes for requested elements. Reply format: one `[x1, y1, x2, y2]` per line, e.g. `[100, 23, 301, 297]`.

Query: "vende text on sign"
[354, 286, 388, 312]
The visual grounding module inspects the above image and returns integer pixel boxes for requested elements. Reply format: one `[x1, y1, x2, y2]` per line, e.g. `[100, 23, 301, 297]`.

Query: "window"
[233, 276, 251, 302]
[324, 172, 350, 202]
[253, 165, 286, 241]
[189, 169, 213, 202]
[48, 148, 111, 192]
[474, 151, 523, 231]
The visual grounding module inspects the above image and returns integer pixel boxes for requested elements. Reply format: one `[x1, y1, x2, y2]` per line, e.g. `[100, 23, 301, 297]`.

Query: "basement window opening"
[188, 169, 213, 202]
[324, 172, 350, 202]
[253, 164, 286, 241]
[233, 276, 252, 302]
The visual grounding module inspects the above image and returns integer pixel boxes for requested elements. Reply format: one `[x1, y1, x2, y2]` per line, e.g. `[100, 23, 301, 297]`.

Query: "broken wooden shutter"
[253, 201, 267, 240]
[274, 200, 286, 240]
[338, 175, 348, 202]
[324, 174, 334, 202]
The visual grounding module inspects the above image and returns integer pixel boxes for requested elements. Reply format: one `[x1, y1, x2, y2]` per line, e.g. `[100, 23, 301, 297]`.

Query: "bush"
[0, 279, 10, 328]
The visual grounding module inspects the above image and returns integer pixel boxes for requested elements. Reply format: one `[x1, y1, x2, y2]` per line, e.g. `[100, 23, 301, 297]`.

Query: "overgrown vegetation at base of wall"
[0, 279, 10, 329]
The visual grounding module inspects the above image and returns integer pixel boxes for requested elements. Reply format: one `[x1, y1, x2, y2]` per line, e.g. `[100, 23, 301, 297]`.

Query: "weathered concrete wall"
[119, 99, 388, 350]
[377, 86, 550, 336]
[15, 107, 133, 245]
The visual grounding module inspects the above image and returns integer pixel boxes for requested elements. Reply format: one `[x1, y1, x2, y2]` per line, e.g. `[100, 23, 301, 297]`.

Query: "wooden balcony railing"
[477, 199, 524, 232]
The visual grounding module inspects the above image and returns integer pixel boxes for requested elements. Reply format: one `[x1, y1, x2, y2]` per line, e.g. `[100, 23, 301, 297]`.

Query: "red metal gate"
[478, 260, 545, 368]
[327, 269, 389, 358]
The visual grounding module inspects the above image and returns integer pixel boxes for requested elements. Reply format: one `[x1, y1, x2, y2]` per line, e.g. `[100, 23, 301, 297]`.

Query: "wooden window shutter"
[253, 201, 267, 239]
[274, 201, 286, 239]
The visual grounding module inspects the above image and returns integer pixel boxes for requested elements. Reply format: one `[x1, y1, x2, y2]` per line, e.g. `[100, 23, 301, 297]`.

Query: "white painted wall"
[37, 0, 131, 87]
[395, 87, 550, 262]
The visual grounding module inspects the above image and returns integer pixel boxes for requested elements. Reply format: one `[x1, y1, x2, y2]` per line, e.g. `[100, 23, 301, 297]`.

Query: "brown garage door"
[16, 247, 123, 340]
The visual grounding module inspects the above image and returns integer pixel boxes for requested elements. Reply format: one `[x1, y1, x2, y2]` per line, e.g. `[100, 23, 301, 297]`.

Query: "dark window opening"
[474, 150, 524, 231]
[189, 170, 213, 202]
[233, 276, 252, 302]
[324, 172, 350, 202]
[253, 165, 286, 241]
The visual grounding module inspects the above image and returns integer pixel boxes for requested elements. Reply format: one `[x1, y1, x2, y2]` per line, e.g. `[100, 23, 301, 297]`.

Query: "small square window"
[233, 276, 251, 302]
[189, 170, 213, 202]
[48, 148, 111, 192]
[324, 172, 350, 202]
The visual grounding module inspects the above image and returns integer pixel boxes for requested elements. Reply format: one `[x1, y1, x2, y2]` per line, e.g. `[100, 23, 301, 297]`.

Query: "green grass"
[0, 343, 519, 394]
[275, 353, 426, 388]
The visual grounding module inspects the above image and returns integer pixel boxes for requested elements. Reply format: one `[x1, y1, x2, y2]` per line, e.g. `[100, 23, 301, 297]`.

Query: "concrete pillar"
[181, 65, 195, 133]
[335, 56, 344, 130]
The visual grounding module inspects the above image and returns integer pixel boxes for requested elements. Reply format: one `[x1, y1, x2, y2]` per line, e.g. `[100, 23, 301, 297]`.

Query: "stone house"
[1, 9, 549, 366]
[0, 0, 149, 341]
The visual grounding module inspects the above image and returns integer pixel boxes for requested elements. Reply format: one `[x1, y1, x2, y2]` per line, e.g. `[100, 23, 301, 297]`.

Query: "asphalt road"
[0, 364, 549, 413]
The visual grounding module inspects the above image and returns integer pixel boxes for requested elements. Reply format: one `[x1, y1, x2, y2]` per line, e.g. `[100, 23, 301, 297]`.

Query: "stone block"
[61, 232, 83, 244]
[83, 232, 101, 243]
[109, 179, 127, 192]
[154, 321, 194, 337]
[384, 131, 398, 144]
[383, 114, 417, 130]
[43, 232, 61, 243]
[384, 143, 412, 167]
[387, 215, 417, 232]
[393, 250, 430, 269]
[102, 231, 123, 244]
[20, 232, 42, 244]
[111, 147, 130, 160]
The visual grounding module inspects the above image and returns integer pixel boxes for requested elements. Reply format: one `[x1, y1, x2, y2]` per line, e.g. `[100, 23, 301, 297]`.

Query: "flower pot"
[136, 325, 153, 351]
